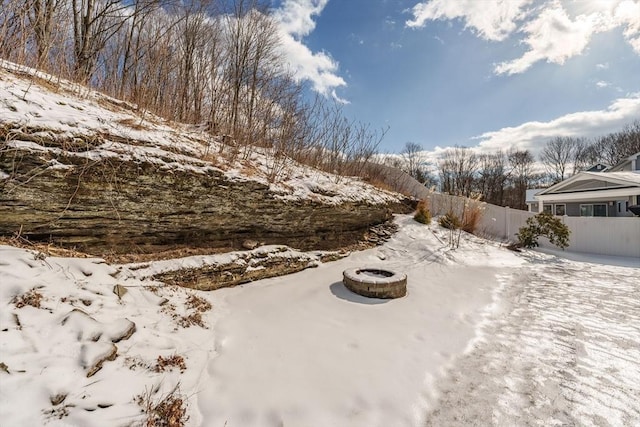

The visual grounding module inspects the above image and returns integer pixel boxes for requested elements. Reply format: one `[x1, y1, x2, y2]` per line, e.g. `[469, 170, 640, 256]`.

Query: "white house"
[533, 152, 640, 217]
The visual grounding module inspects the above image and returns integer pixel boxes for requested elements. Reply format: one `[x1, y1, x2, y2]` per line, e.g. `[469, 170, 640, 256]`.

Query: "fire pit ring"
[342, 267, 407, 299]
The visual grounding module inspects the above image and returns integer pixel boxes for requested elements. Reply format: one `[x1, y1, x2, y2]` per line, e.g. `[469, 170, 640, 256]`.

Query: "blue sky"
[271, 0, 640, 156]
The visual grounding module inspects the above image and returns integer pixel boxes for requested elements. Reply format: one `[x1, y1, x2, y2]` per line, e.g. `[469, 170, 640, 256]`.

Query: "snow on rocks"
[124, 245, 345, 291]
[0, 245, 219, 426]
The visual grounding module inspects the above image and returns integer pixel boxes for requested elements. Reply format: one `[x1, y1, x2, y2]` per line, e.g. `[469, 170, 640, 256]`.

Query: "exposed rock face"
[1, 131, 411, 255]
[143, 246, 345, 291]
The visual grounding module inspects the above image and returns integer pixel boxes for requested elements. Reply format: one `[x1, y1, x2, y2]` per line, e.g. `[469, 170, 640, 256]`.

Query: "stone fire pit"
[342, 267, 407, 299]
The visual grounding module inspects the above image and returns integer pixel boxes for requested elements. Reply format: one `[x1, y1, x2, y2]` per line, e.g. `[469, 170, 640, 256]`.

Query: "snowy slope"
[3, 216, 637, 426]
[0, 60, 400, 206]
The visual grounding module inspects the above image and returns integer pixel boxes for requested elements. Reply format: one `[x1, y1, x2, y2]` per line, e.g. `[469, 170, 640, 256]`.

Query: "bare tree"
[28, 0, 63, 69]
[0, 0, 394, 188]
[115, 0, 170, 99]
[71, 0, 129, 81]
[0, 0, 32, 64]
[438, 146, 478, 197]
[476, 151, 507, 205]
[401, 142, 425, 180]
[570, 137, 590, 174]
[223, 0, 277, 145]
[540, 136, 579, 183]
[580, 120, 640, 167]
[506, 149, 537, 210]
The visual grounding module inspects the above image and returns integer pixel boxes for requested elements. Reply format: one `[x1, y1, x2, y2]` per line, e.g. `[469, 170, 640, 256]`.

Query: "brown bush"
[136, 385, 188, 427]
[461, 201, 483, 234]
[154, 355, 187, 373]
[414, 199, 431, 224]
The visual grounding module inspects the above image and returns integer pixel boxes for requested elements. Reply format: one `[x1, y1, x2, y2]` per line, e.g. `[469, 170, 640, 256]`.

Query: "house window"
[554, 204, 566, 216]
[543, 204, 553, 214]
[580, 204, 608, 217]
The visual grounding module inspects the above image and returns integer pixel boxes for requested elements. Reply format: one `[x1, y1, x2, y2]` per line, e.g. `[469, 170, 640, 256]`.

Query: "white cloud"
[274, 0, 328, 38]
[596, 62, 610, 69]
[615, 0, 640, 54]
[596, 80, 610, 88]
[407, 0, 640, 75]
[406, 0, 534, 41]
[273, 0, 347, 100]
[494, 3, 599, 75]
[471, 94, 640, 155]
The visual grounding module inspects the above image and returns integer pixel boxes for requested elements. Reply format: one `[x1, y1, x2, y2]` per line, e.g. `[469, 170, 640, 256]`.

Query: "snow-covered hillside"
[0, 60, 399, 206]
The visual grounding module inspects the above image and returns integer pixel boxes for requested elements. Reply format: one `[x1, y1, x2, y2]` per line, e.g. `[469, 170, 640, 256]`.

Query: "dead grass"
[42, 404, 74, 420]
[161, 301, 208, 329]
[176, 312, 206, 329]
[13, 289, 44, 309]
[461, 201, 483, 234]
[116, 117, 149, 131]
[136, 385, 188, 427]
[0, 234, 92, 259]
[0, 234, 233, 264]
[365, 177, 401, 194]
[154, 355, 187, 373]
[185, 294, 211, 312]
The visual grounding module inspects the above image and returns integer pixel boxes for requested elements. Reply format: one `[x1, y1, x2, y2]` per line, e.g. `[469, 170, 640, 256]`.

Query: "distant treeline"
[392, 122, 640, 210]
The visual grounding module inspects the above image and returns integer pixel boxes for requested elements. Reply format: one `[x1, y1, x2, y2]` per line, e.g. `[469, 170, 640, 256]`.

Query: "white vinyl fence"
[405, 182, 640, 259]
[477, 203, 640, 258]
[555, 217, 639, 258]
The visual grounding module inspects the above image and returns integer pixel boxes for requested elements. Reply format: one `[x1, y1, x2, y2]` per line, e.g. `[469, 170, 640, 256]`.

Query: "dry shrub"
[161, 302, 206, 329]
[13, 289, 43, 308]
[42, 404, 72, 420]
[461, 201, 483, 234]
[414, 199, 431, 224]
[136, 386, 188, 427]
[176, 312, 205, 328]
[438, 211, 461, 230]
[154, 355, 187, 373]
[185, 294, 211, 312]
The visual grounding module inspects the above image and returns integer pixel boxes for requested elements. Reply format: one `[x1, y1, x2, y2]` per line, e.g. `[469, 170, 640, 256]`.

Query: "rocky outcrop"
[135, 245, 347, 291]
[1, 129, 412, 255]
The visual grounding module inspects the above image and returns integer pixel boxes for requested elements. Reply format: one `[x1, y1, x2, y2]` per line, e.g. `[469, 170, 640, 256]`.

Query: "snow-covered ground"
[1, 216, 638, 426]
